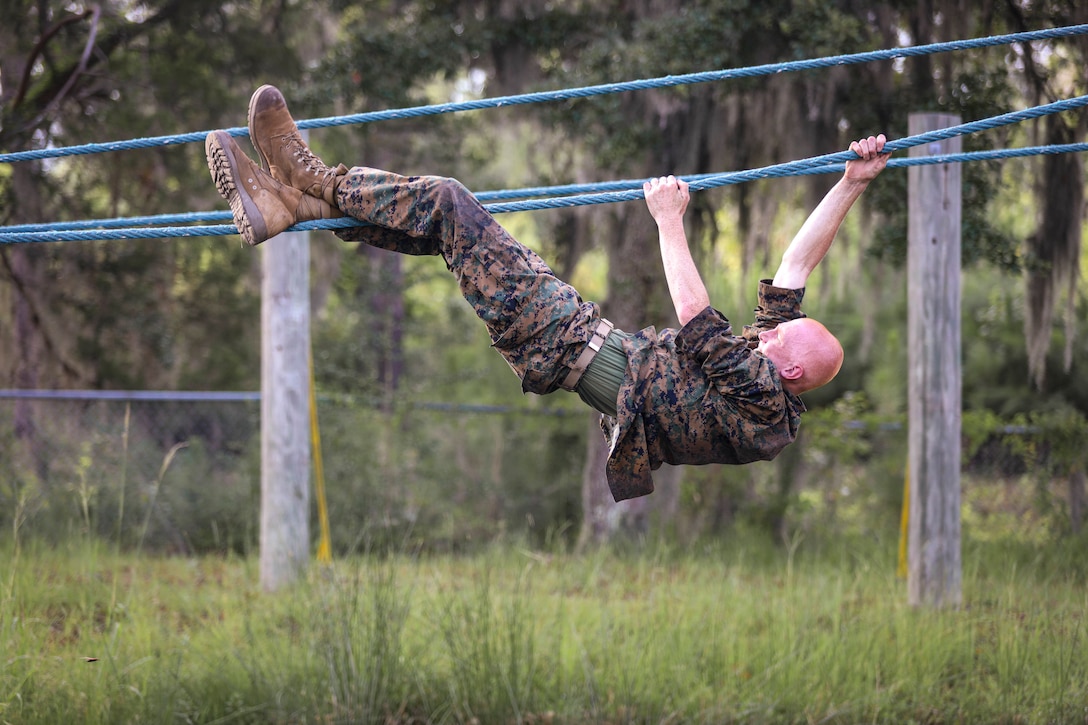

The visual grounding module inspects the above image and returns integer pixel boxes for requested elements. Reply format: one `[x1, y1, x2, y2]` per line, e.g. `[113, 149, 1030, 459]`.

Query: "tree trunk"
[1024, 115, 1085, 390]
[4, 151, 53, 483]
[1070, 469, 1085, 536]
[577, 416, 614, 548]
[363, 246, 405, 410]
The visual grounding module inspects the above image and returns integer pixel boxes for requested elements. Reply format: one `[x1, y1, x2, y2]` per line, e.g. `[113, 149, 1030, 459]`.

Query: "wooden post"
[907, 113, 962, 608]
[260, 153, 311, 592]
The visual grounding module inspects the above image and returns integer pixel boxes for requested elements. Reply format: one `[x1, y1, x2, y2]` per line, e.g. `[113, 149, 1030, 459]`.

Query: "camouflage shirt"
[603, 281, 807, 501]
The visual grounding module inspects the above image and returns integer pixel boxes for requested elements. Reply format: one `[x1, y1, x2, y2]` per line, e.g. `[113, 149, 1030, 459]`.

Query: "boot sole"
[247, 84, 278, 175]
[205, 131, 268, 246]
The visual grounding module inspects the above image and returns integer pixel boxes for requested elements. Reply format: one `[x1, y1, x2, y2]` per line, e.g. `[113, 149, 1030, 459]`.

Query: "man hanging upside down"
[206, 85, 889, 502]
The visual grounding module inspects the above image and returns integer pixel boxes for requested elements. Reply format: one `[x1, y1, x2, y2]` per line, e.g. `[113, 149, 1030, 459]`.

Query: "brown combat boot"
[247, 84, 348, 206]
[205, 130, 341, 246]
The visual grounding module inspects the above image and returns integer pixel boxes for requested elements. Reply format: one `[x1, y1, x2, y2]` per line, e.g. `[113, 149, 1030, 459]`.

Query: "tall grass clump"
[312, 558, 414, 721]
[432, 555, 548, 722]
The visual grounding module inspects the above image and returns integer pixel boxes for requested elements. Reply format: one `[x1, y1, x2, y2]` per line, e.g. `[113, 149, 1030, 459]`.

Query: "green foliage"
[1012, 408, 1088, 477]
[1000, 408, 1088, 538]
[319, 1, 469, 108]
[962, 266, 1088, 416]
[1, 0, 327, 393]
[867, 60, 1022, 270]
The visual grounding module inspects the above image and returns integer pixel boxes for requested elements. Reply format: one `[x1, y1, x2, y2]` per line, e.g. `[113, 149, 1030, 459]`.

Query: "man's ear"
[778, 362, 804, 381]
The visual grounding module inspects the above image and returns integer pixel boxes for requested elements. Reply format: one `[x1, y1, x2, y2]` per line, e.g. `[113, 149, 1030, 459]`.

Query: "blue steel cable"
[1, 211, 233, 233]
[2, 24, 1087, 165]
[3, 95, 1087, 242]
[487, 94, 1088, 211]
[2, 138, 1086, 244]
[4, 141, 1087, 238]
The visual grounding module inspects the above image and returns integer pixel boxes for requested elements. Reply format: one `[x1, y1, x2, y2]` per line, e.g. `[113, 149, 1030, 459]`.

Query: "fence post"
[907, 112, 962, 608]
[260, 135, 311, 591]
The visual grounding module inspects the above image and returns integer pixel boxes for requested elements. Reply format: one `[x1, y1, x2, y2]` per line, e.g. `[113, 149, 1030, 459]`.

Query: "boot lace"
[277, 132, 337, 186]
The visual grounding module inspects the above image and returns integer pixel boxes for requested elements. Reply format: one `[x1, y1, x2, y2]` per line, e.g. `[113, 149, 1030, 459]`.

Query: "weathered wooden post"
[260, 133, 311, 591]
[907, 113, 962, 608]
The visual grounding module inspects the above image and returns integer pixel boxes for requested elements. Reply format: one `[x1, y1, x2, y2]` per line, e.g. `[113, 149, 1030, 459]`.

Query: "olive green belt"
[574, 327, 629, 418]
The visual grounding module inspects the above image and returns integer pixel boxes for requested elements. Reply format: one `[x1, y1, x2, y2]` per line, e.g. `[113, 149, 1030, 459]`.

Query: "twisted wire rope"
[4, 142, 1087, 238]
[2, 96, 1086, 244]
[2, 24, 1086, 165]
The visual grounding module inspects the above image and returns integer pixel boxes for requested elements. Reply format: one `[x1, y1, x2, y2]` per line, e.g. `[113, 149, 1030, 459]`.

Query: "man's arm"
[645, 175, 709, 326]
[771, 134, 889, 290]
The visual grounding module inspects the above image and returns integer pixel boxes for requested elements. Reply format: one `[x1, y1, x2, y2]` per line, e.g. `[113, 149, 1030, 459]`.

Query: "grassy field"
[1, 533, 1086, 724]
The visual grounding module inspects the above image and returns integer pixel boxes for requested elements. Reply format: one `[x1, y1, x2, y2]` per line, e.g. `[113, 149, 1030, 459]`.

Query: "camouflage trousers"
[333, 168, 601, 395]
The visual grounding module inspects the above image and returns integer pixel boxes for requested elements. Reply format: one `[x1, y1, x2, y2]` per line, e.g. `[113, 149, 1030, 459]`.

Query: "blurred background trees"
[1, 0, 1086, 552]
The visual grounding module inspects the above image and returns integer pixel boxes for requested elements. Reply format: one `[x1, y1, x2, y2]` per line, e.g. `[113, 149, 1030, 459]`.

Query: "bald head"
[756, 318, 844, 395]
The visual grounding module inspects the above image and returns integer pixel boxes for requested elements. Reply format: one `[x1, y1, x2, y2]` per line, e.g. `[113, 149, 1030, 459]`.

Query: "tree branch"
[23, 5, 102, 132]
[11, 8, 94, 108]
[0, 249, 85, 382]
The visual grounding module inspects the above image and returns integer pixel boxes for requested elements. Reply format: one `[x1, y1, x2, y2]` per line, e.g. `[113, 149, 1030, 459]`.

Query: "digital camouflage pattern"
[333, 168, 805, 502]
[334, 169, 601, 395]
[602, 284, 807, 501]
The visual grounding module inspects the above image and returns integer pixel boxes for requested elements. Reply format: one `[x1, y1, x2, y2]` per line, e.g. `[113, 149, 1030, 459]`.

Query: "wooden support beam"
[260, 200, 311, 592]
[907, 112, 963, 608]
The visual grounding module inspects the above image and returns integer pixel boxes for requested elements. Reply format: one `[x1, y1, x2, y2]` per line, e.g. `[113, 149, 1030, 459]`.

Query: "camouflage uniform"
[603, 287, 807, 501]
[333, 167, 806, 502]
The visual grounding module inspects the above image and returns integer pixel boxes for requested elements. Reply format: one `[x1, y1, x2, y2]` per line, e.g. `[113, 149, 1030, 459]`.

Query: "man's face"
[757, 318, 844, 392]
[756, 321, 796, 367]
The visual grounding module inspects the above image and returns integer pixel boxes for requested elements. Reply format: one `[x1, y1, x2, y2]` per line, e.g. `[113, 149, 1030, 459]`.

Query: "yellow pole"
[310, 353, 332, 564]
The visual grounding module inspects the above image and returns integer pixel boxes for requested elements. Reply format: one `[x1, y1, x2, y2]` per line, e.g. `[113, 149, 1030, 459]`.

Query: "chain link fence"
[2, 390, 1083, 553]
[0, 390, 587, 554]
[1, 391, 261, 552]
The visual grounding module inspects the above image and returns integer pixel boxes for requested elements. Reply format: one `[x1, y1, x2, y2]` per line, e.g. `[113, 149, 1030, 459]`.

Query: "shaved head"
[790, 319, 843, 393]
[756, 318, 843, 395]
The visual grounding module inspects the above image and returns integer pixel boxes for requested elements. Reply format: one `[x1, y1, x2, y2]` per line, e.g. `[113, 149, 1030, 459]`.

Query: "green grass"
[2, 535, 1086, 724]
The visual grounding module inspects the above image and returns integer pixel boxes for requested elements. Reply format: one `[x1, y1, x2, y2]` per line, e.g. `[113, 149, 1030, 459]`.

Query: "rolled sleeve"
[675, 306, 744, 361]
[742, 280, 806, 342]
[674, 306, 769, 399]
